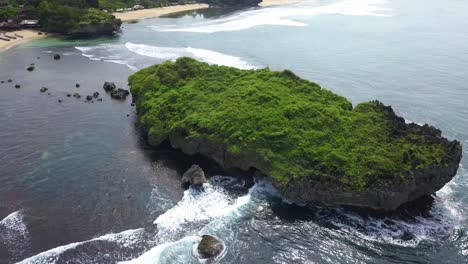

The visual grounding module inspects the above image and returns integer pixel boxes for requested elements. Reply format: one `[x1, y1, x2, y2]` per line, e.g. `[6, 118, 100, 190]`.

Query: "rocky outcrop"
[110, 89, 130, 100]
[181, 165, 208, 188]
[68, 19, 122, 37]
[146, 120, 462, 211]
[205, 0, 261, 8]
[103, 82, 116, 92]
[197, 235, 224, 259]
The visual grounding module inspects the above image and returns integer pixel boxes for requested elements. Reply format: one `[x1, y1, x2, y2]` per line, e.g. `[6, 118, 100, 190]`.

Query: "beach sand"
[0, 1, 303, 53]
[114, 4, 209, 22]
[0, 29, 45, 53]
[260, 0, 304, 6]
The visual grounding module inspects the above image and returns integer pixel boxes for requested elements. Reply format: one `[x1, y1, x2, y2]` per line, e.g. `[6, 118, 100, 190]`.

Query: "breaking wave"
[150, 0, 391, 33]
[125, 42, 256, 69]
[0, 211, 30, 260]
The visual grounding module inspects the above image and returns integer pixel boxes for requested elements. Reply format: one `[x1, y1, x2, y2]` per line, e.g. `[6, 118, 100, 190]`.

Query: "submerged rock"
[110, 88, 130, 100]
[103, 82, 116, 92]
[181, 165, 207, 188]
[197, 235, 224, 259]
[40, 87, 48, 92]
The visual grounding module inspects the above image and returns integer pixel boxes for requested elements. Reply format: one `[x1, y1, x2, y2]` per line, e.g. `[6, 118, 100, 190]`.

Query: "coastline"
[260, 0, 304, 7]
[0, 29, 46, 53]
[113, 3, 209, 22]
[0, 0, 304, 53]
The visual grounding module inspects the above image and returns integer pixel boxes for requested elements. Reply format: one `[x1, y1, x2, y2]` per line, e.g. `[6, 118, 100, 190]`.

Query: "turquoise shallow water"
[0, 0, 467, 263]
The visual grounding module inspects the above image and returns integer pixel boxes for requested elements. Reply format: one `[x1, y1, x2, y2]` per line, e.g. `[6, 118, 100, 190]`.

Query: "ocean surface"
[1, 0, 467, 263]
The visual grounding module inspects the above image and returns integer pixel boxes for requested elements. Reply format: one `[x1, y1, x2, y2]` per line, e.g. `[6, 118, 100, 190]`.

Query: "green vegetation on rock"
[129, 58, 454, 192]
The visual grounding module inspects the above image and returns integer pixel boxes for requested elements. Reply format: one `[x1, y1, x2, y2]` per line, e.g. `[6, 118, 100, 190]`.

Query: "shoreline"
[0, 0, 304, 54]
[113, 3, 209, 22]
[0, 29, 46, 53]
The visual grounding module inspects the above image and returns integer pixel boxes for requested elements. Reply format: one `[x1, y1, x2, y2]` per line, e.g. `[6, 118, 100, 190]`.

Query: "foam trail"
[123, 177, 279, 263]
[150, 0, 391, 33]
[0, 211, 30, 258]
[125, 42, 255, 69]
[17, 228, 145, 264]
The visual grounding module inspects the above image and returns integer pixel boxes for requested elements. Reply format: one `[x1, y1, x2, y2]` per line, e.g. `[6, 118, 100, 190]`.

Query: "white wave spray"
[125, 42, 256, 69]
[150, 0, 391, 33]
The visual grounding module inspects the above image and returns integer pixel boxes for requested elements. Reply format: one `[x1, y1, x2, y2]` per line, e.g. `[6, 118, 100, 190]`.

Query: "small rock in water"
[73, 93, 81, 98]
[126, 114, 130, 117]
[53, 54, 61, 60]
[86, 95, 93, 101]
[66, 94, 71, 97]
[58, 99, 62, 103]
[93, 91, 99, 98]
[103, 82, 116, 92]
[37, 57, 40, 59]
[97, 98, 103, 102]
[181, 164, 207, 188]
[110, 88, 130, 100]
[15, 84, 21, 88]
[40, 87, 48, 93]
[26, 66, 35, 72]
[7, 79, 12, 83]
[47, 93, 51, 95]
[197, 235, 224, 259]
[76, 83, 80, 88]
[131, 103, 135, 107]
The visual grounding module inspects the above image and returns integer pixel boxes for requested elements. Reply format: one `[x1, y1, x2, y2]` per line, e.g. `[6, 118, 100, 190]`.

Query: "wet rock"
[110, 88, 130, 100]
[93, 91, 99, 98]
[131, 103, 135, 107]
[1, 81, 4, 83]
[67, 94, 72, 97]
[86, 95, 93, 101]
[27, 66, 35, 72]
[15, 84, 20, 88]
[181, 165, 207, 188]
[47, 93, 51, 95]
[38, 32, 43, 35]
[103, 82, 116, 92]
[197, 235, 224, 259]
[76, 83, 80, 88]
[53, 54, 61, 60]
[73, 93, 81, 98]
[40, 87, 48, 92]
[97, 98, 103, 102]
[58, 99, 62, 103]
[7, 79, 12, 83]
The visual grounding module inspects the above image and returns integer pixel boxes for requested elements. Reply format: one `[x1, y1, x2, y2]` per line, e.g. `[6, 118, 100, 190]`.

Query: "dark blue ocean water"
[1, 0, 467, 263]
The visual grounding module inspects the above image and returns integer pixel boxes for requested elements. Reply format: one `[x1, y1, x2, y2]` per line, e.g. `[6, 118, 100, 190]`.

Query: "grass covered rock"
[129, 58, 462, 210]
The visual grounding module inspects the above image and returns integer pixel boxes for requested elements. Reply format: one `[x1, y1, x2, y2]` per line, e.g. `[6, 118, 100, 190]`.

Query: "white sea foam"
[75, 44, 139, 71]
[17, 228, 145, 264]
[0, 211, 30, 257]
[125, 42, 255, 69]
[150, 0, 391, 33]
[331, 194, 462, 247]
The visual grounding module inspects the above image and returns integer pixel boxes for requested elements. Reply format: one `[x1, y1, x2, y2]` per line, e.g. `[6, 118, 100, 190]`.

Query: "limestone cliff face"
[147, 120, 462, 211]
[68, 19, 122, 36]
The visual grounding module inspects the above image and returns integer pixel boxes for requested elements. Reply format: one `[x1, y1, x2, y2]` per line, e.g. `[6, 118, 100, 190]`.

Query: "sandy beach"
[0, 29, 45, 53]
[0, 0, 303, 53]
[260, 0, 304, 6]
[114, 3, 209, 22]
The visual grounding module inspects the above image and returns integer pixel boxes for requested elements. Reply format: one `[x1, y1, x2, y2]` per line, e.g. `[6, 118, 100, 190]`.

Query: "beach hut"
[0, 0, 9, 7]
[19, 20, 39, 28]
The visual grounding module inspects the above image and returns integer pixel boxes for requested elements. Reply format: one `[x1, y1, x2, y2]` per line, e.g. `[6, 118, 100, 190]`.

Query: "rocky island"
[129, 58, 462, 211]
